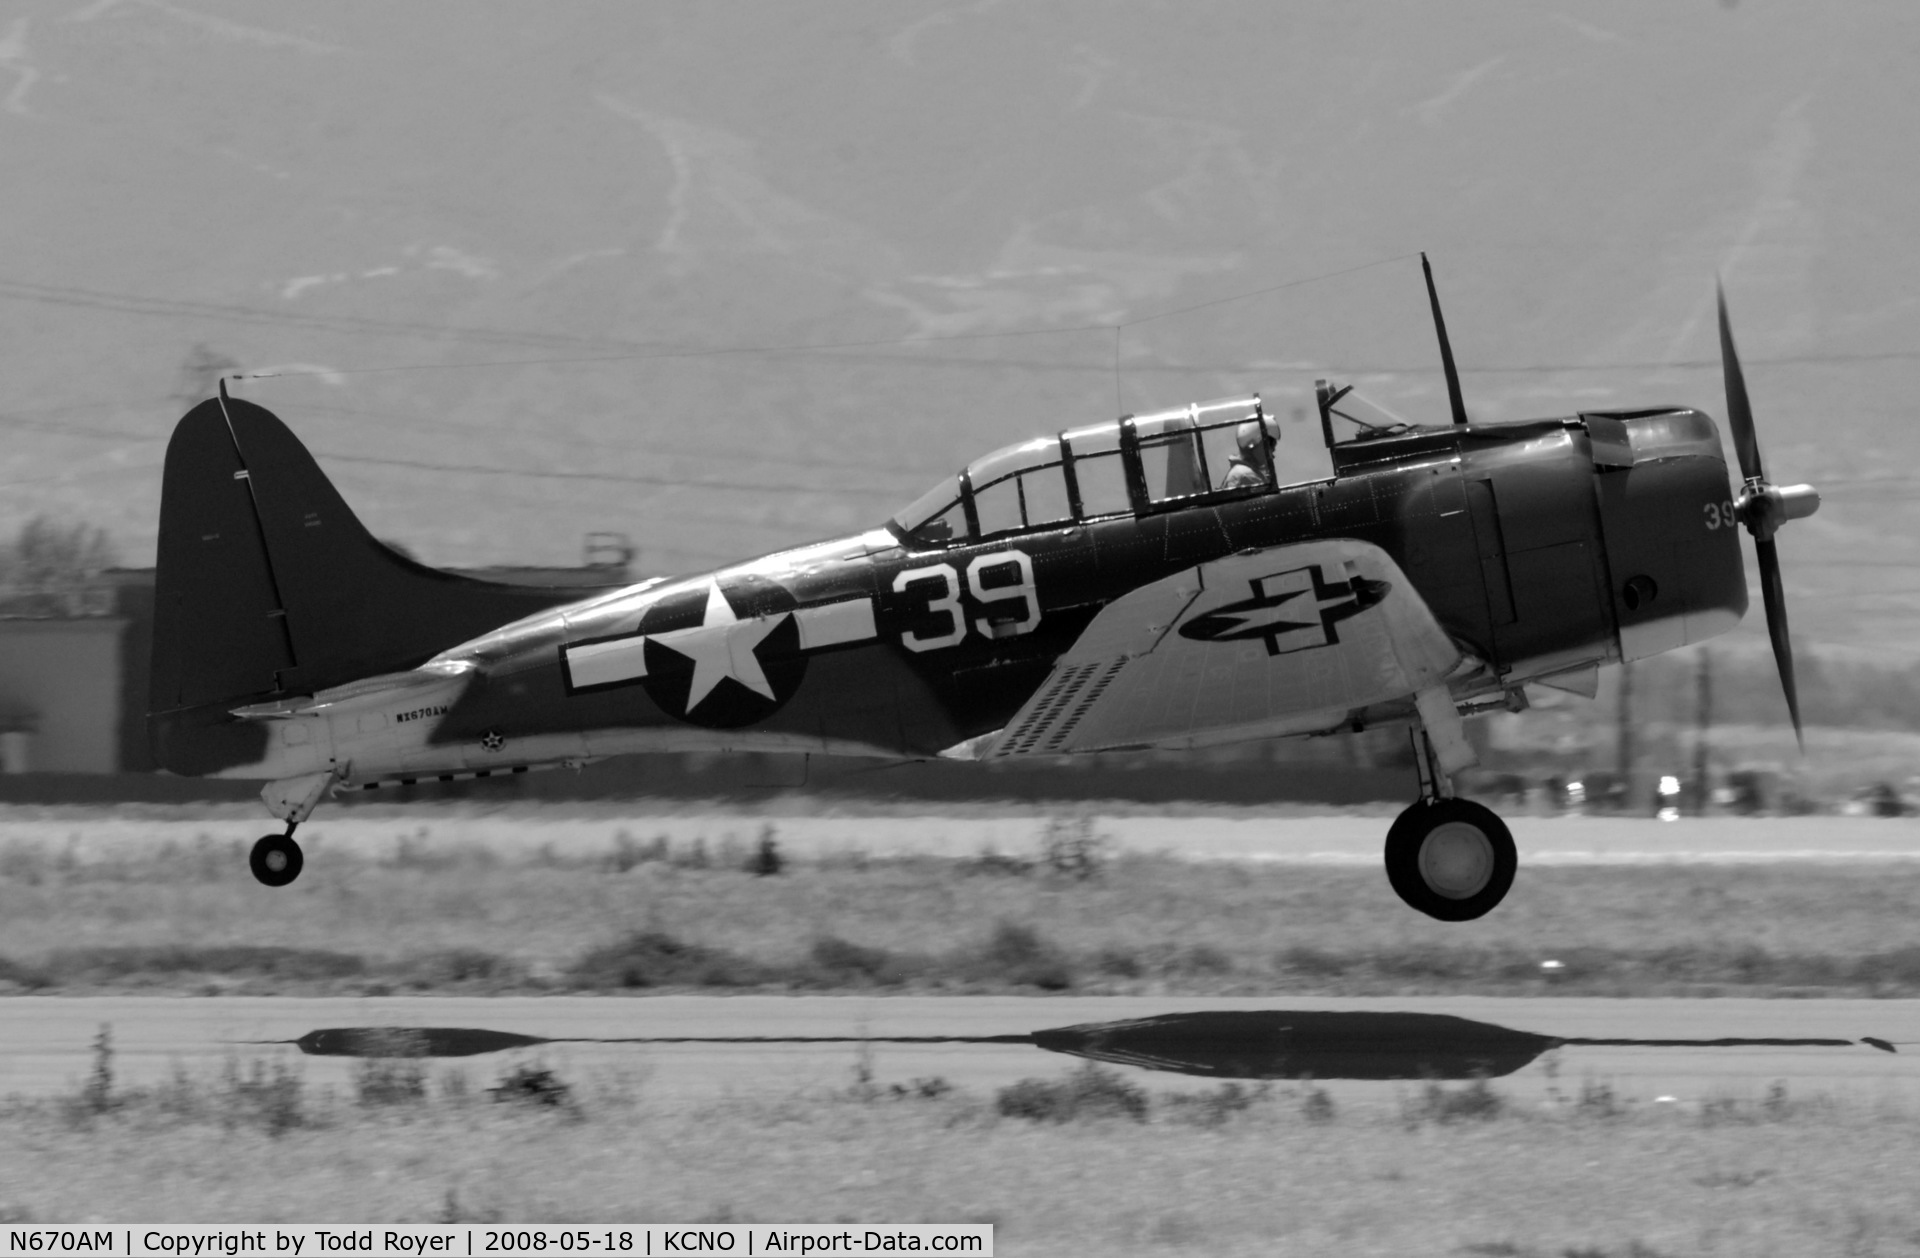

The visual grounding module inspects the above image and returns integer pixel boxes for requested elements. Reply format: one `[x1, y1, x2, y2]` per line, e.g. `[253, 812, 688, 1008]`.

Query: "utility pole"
[1693, 650, 1713, 814]
[1616, 660, 1635, 812]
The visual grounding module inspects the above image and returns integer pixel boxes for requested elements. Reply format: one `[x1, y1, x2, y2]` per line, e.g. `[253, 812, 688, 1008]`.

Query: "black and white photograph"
[2, 2, 1918, 1253]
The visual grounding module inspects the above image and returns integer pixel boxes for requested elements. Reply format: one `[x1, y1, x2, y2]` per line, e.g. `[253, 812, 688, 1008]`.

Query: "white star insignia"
[648, 580, 788, 711]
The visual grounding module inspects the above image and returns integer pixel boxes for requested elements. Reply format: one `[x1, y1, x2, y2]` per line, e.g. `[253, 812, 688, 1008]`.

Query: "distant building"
[0, 547, 632, 775]
[0, 616, 128, 772]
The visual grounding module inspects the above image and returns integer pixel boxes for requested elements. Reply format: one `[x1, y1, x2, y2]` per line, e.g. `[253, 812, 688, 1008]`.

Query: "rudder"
[150, 394, 613, 774]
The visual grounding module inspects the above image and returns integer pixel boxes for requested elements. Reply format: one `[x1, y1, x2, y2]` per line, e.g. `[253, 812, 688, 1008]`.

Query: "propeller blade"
[1717, 282, 1765, 485]
[1755, 535, 1803, 748]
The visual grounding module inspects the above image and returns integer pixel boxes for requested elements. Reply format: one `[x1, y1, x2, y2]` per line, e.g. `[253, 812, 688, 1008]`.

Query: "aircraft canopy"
[891, 395, 1272, 547]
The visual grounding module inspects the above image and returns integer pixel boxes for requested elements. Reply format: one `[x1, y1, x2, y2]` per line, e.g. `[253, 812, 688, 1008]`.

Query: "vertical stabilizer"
[149, 395, 616, 775]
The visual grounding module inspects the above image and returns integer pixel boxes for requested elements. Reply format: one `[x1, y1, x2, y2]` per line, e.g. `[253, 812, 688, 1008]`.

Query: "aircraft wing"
[986, 538, 1462, 756]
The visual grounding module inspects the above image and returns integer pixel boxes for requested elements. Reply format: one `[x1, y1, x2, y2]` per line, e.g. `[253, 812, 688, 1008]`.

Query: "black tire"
[1383, 798, 1515, 921]
[249, 834, 304, 887]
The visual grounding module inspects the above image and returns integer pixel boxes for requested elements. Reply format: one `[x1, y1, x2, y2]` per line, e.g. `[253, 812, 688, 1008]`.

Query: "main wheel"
[249, 834, 304, 887]
[1384, 798, 1515, 921]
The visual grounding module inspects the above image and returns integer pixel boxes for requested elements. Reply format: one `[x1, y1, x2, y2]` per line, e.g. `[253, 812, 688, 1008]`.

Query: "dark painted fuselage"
[396, 411, 1744, 781]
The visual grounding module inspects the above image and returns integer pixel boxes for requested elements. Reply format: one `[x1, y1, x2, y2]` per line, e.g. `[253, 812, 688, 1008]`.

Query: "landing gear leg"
[251, 769, 334, 887]
[1384, 709, 1516, 921]
[249, 826, 304, 887]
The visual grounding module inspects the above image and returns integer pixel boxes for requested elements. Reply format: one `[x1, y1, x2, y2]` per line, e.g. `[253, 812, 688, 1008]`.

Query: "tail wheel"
[1384, 798, 1515, 921]
[249, 834, 304, 887]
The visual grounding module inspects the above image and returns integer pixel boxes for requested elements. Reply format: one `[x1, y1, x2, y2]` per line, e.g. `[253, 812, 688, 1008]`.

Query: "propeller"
[1716, 282, 1821, 747]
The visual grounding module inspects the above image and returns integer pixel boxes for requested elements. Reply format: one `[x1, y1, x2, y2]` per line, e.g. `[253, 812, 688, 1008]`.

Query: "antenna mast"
[1421, 252, 1469, 427]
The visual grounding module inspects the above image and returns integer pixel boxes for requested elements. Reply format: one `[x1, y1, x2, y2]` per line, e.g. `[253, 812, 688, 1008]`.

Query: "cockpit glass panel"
[967, 436, 1075, 538]
[891, 475, 971, 546]
[895, 396, 1274, 542]
[1021, 467, 1073, 526]
[1061, 421, 1121, 455]
[1073, 452, 1130, 516]
[965, 436, 1060, 489]
[1133, 407, 1203, 502]
[1324, 385, 1416, 442]
[1062, 422, 1130, 517]
[913, 498, 971, 545]
[972, 475, 1022, 536]
[1134, 397, 1270, 503]
[1621, 410, 1724, 464]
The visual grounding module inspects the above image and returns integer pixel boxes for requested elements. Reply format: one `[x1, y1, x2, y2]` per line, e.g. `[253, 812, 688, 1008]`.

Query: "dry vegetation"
[3, 1034, 1919, 1256]
[5, 817, 1920, 996]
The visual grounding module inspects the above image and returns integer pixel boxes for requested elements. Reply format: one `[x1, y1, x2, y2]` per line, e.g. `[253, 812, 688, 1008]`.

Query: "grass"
[4, 1043, 1920, 1255]
[7, 824, 1920, 995]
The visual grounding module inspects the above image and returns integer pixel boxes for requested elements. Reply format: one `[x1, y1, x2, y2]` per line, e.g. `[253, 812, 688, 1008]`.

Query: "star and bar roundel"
[560, 576, 878, 729]
[1178, 562, 1390, 656]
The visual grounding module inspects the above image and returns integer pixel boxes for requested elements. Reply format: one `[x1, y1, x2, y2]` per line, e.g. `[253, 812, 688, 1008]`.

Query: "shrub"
[353, 1028, 429, 1105]
[219, 1057, 306, 1135]
[1854, 945, 1920, 988]
[964, 921, 1073, 990]
[996, 1064, 1147, 1124]
[805, 935, 918, 986]
[1575, 1078, 1625, 1120]
[1174, 944, 1233, 976]
[489, 1064, 574, 1109]
[1038, 816, 1108, 880]
[42, 944, 366, 985]
[605, 831, 669, 873]
[1162, 1082, 1268, 1127]
[436, 1188, 503, 1225]
[888, 1077, 954, 1101]
[745, 825, 784, 876]
[1696, 1084, 1810, 1127]
[962, 848, 1034, 877]
[1276, 946, 1350, 979]
[81, 1024, 115, 1116]
[566, 930, 766, 989]
[1300, 1085, 1336, 1124]
[394, 949, 523, 988]
[1405, 1077, 1505, 1125]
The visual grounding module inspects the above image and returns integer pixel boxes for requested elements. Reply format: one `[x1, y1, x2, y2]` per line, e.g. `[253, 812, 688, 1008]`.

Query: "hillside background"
[1, 0, 1914, 694]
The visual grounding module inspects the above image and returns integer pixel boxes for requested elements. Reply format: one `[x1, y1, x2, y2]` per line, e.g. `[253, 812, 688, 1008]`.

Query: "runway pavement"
[5, 811, 1920, 865]
[4, 996, 1916, 1109]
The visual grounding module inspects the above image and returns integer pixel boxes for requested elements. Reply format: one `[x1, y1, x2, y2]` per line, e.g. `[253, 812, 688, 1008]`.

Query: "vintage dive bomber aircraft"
[149, 268, 1818, 919]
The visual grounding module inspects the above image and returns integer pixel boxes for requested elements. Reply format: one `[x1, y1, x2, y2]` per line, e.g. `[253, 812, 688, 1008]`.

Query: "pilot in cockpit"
[1219, 418, 1276, 490]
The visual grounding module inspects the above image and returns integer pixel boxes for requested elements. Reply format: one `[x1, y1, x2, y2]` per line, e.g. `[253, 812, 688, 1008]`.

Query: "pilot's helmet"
[1236, 420, 1267, 453]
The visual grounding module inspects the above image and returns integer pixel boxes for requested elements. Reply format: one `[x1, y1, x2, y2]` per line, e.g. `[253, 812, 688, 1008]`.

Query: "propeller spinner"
[1716, 283, 1821, 746]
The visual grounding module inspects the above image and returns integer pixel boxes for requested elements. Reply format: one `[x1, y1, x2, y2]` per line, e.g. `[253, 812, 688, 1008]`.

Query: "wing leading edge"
[983, 538, 1463, 756]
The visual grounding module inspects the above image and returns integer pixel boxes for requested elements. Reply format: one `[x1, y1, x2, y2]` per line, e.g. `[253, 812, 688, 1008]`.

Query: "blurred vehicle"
[1655, 773, 1683, 821]
[1842, 782, 1915, 818]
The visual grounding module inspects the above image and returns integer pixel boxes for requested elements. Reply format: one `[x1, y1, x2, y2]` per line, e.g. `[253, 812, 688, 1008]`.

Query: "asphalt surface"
[4, 996, 1915, 1108]
[6, 812, 1920, 866]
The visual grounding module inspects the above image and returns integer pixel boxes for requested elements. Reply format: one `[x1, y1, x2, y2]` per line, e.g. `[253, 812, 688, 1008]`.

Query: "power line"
[0, 277, 651, 356]
[9, 265, 1920, 386]
[286, 400, 953, 479]
[1116, 255, 1420, 327]
[311, 449, 902, 499]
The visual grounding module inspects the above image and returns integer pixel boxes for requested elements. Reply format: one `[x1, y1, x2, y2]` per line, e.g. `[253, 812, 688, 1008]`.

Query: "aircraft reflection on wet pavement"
[274, 1011, 1897, 1082]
